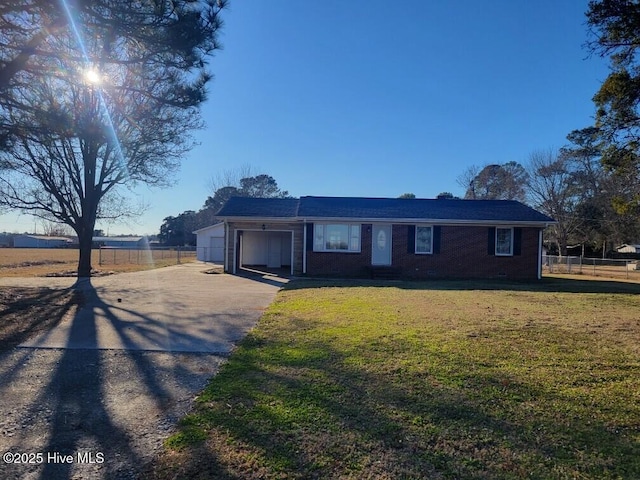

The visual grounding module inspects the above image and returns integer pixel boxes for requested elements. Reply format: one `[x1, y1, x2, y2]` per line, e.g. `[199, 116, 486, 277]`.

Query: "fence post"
[99, 246, 103, 266]
[178, 246, 181, 264]
[627, 261, 630, 280]
[593, 258, 596, 276]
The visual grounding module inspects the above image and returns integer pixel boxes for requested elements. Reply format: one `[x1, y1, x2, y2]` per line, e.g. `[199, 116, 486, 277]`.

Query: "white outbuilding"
[14, 234, 74, 248]
[616, 244, 640, 254]
[194, 222, 225, 262]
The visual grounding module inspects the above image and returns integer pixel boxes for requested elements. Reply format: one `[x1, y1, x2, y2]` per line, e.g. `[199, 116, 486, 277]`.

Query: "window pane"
[496, 228, 512, 255]
[350, 225, 360, 251]
[326, 224, 349, 250]
[314, 225, 324, 251]
[416, 226, 432, 253]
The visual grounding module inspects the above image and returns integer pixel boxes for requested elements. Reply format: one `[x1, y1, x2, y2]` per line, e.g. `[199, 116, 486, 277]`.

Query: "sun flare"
[84, 68, 101, 85]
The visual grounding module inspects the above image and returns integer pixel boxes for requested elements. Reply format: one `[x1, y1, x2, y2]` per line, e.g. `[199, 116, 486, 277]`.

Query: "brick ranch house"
[212, 196, 555, 280]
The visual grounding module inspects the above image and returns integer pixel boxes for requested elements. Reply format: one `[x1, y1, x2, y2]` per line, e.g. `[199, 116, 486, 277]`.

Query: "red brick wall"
[306, 224, 542, 279]
[392, 225, 540, 279]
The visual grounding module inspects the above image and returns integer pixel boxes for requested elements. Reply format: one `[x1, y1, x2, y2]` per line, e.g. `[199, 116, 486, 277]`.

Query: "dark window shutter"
[488, 227, 496, 256]
[306, 223, 314, 251]
[407, 225, 416, 253]
[433, 226, 441, 254]
[513, 228, 522, 256]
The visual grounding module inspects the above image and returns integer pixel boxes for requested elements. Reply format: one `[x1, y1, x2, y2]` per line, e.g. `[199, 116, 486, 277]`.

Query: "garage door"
[209, 236, 224, 262]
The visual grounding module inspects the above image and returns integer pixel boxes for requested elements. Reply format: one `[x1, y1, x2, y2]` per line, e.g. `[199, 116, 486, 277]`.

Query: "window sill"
[313, 250, 362, 254]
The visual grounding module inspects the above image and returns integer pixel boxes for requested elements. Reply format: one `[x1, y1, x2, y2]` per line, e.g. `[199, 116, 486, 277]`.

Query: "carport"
[235, 229, 294, 275]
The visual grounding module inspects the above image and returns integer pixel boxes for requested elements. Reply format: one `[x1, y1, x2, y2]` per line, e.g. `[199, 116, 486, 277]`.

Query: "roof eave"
[193, 222, 223, 234]
[217, 215, 555, 227]
[302, 216, 555, 226]
[215, 216, 298, 223]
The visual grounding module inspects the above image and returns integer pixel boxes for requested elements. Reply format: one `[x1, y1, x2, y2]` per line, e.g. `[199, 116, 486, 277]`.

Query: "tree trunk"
[559, 242, 568, 257]
[78, 146, 99, 277]
[554, 227, 569, 257]
[77, 226, 94, 277]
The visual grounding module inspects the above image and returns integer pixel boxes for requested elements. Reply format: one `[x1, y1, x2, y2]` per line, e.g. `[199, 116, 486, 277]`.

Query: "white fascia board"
[219, 216, 556, 228]
[301, 217, 555, 227]
[193, 222, 224, 234]
[218, 216, 298, 223]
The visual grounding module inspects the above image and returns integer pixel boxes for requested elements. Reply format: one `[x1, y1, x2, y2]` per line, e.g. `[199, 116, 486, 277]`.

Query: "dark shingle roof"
[298, 196, 554, 223]
[216, 197, 300, 218]
[215, 196, 554, 224]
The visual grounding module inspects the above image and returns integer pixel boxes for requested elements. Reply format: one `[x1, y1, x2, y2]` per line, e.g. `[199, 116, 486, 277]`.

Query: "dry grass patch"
[147, 277, 640, 480]
[0, 248, 195, 277]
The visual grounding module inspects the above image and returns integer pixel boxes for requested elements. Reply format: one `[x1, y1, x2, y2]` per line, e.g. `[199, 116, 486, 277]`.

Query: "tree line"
[158, 173, 290, 246]
[451, 1, 640, 257]
[454, 138, 638, 257]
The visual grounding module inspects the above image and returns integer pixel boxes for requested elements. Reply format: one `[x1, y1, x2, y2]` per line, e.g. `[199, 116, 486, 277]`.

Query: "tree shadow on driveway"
[0, 279, 229, 480]
[0, 287, 79, 354]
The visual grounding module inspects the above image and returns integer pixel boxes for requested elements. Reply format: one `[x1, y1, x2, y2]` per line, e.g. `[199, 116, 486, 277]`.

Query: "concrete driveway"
[2, 262, 287, 353]
[0, 262, 287, 480]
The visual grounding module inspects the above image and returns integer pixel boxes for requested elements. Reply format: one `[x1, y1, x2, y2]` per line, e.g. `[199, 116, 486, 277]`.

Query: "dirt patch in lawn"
[0, 287, 80, 353]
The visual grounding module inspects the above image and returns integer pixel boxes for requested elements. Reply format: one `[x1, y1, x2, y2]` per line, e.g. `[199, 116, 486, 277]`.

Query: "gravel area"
[0, 347, 226, 480]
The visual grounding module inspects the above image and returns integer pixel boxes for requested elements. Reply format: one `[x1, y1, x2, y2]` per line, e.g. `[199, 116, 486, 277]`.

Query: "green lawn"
[148, 277, 640, 479]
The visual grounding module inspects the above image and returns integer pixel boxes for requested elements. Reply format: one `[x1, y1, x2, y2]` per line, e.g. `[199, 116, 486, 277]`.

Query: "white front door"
[371, 224, 392, 266]
[267, 234, 282, 268]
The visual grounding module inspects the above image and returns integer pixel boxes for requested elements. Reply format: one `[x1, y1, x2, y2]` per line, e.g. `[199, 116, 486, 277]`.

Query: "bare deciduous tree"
[526, 149, 580, 255]
[457, 162, 528, 201]
[0, 1, 226, 276]
[207, 164, 257, 196]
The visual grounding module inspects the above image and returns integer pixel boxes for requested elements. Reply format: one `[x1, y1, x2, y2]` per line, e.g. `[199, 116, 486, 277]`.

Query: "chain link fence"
[543, 255, 640, 280]
[98, 246, 196, 266]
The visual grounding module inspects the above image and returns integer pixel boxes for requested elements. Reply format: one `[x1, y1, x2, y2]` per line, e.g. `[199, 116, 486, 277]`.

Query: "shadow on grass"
[284, 275, 640, 294]
[155, 316, 639, 479]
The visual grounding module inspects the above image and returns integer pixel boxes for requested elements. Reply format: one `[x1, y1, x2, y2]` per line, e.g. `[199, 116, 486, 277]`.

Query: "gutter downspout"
[538, 228, 543, 280]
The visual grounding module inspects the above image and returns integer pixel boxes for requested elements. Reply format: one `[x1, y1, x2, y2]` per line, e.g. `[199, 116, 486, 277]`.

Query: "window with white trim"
[314, 224, 361, 252]
[415, 225, 433, 254]
[495, 227, 514, 256]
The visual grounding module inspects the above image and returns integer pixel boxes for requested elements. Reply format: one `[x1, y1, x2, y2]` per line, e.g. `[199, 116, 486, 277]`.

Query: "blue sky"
[1, 0, 609, 235]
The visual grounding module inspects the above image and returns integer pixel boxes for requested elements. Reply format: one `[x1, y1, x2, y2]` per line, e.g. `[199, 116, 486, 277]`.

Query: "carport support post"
[303, 222, 307, 274]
